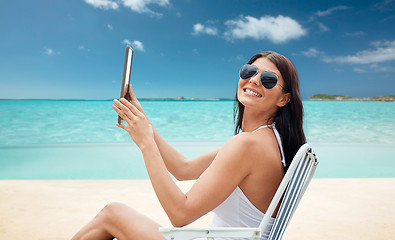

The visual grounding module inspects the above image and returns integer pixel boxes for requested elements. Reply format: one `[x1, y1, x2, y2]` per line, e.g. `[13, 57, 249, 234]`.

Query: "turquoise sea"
[0, 100, 394, 179]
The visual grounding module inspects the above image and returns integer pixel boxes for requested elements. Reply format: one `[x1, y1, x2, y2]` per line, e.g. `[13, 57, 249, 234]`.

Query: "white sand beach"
[0, 178, 394, 240]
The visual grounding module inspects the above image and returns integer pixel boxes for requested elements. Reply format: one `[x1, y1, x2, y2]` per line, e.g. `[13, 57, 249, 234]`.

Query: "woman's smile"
[243, 87, 263, 97]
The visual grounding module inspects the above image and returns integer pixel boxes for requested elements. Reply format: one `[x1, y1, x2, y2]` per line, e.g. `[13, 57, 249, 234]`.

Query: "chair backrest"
[259, 143, 318, 240]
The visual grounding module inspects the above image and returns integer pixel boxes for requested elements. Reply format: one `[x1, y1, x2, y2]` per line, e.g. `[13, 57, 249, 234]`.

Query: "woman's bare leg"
[71, 202, 165, 240]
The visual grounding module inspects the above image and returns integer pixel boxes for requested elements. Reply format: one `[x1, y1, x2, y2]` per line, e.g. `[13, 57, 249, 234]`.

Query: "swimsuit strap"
[251, 124, 286, 167]
[272, 124, 286, 167]
[251, 124, 273, 133]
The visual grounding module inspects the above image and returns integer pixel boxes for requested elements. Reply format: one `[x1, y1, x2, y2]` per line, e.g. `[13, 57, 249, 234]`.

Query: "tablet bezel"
[118, 45, 134, 124]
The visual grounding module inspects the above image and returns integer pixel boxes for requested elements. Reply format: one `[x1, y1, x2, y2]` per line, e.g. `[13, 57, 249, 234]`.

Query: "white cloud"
[371, 41, 384, 48]
[121, 0, 170, 17]
[353, 67, 366, 72]
[192, 23, 218, 36]
[317, 22, 329, 32]
[122, 39, 132, 45]
[315, 6, 350, 17]
[45, 48, 54, 55]
[193, 23, 203, 33]
[84, 0, 119, 10]
[324, 40, 395, 64]
[224, 15, 307, 44]
[131, 40, 145, 52]
[107, 24, 113, 30]
[374, 0, 395, 11]
[228, 55, 246, 62]
[354, 64, 395, 73]
[301, 41, 395, 72]
[44, 47, 60, 55]
[84, 0, 169, 17]
[122, 39, 145, 52]
[302, 48, 323, 57]
[344, 31, 364, 37]
[371, 64, 395, 72]
[309, 5, 350, 21]
[79, 45, 91, 52]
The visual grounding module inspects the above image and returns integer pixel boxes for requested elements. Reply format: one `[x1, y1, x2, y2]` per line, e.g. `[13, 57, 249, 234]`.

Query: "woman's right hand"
[125, 84, 146, 116]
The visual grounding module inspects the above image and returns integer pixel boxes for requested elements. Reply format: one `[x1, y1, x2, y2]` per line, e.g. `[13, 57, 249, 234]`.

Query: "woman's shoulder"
[224, 131, 278, 158]
[228, 130, 275, 148]
[228, 129, 281, 164]
[213, 131, 283, 182]
[222, 132, 256, 152]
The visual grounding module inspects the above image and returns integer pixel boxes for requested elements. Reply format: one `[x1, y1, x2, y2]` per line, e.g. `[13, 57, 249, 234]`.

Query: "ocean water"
[0, 100, 394, 179]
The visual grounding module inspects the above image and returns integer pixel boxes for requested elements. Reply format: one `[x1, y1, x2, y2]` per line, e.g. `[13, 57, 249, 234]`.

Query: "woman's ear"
[277, 93, 291, 107]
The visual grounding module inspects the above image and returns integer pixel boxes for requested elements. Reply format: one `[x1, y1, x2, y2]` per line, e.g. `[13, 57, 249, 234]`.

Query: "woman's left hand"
[112, 98, 154, 149]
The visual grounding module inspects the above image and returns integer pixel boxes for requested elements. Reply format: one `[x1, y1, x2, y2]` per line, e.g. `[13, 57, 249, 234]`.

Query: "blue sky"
[0, 0, 394, 100]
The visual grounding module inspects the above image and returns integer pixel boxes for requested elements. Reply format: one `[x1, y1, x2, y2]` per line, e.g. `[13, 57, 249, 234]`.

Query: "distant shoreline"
[0, 98, 234, 101]
[1, 95, 395, 102]
[309, 94, 395, 102]
[139, 97, 233, 101]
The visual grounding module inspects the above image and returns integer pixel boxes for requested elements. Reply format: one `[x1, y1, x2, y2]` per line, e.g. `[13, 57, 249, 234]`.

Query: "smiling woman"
[70, 50, 306, 240]
[235, 51, 306, 172]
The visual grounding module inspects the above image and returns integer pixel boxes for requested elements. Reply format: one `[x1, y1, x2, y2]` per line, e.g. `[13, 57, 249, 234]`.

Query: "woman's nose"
[248, 74, 261, 86]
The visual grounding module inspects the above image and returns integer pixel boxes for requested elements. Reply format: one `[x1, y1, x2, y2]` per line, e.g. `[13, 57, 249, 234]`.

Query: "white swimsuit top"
[252, 124, 286, 167]
[209, 124, 285, 240]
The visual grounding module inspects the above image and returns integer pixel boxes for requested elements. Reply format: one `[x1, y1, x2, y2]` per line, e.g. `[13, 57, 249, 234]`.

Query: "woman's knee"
[90, 202, 163, 240]
[100, 202, 127, 221]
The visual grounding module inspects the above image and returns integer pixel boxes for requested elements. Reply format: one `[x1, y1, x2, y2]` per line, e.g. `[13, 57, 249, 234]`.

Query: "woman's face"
[237, 57, 289, 113]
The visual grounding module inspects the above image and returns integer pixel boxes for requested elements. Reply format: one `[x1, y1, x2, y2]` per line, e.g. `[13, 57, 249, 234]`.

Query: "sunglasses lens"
[260, 72, 278, 89]
[240, 64, 257, 80]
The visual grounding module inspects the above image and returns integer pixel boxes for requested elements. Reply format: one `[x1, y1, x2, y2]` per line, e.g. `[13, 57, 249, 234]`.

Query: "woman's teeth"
[245, 89, 262, 97]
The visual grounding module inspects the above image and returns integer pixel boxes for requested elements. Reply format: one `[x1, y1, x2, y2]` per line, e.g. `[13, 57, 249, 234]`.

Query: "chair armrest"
[159, 227, 261, 240]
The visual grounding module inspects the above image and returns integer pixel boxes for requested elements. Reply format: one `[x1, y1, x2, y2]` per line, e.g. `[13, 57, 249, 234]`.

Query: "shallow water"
[1, 100, 394, 145]
[0, 142, 394, 179]
[0, 100, 394, 179]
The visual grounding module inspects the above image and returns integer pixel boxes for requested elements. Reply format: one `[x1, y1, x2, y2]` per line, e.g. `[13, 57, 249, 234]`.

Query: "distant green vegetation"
[310, 94, 351, 100]
[309, 94, 395, 102]
[370, 95, 395, 100]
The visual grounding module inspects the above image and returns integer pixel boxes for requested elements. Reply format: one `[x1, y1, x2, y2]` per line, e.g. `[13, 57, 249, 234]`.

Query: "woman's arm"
[143, 133, 253, 227]
[125, 85, 218, 180]
[153, 131, 220, 180]
[113, 99, 254, 227]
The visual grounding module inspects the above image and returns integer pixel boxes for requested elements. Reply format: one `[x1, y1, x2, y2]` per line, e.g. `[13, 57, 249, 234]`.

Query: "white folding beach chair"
[159, 143, 318, 240]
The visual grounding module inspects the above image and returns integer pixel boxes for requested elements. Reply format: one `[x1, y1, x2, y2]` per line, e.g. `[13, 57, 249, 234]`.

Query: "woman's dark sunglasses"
[239, 64, 284, 90]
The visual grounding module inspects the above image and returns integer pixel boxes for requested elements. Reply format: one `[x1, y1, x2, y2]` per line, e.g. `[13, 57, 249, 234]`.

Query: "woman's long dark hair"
[234, 51, 306, 172]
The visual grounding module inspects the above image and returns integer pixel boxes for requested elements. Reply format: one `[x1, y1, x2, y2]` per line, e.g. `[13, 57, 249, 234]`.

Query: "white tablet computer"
[118, 45, 134, 124]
